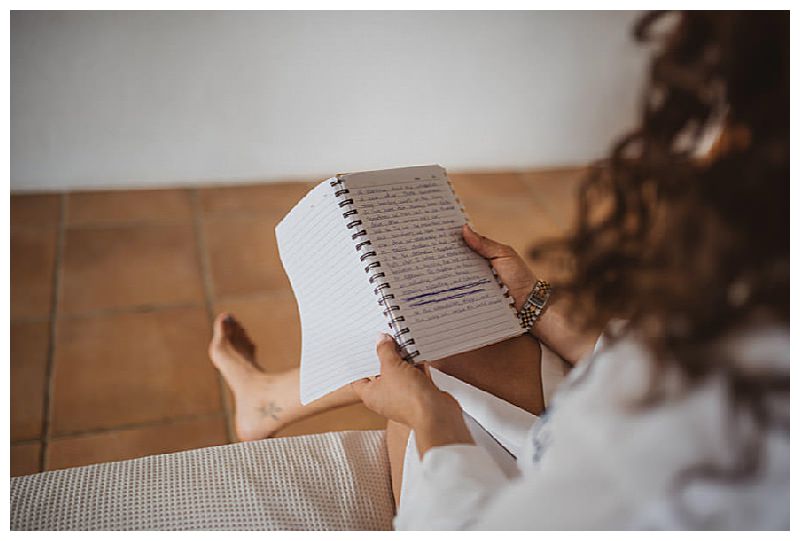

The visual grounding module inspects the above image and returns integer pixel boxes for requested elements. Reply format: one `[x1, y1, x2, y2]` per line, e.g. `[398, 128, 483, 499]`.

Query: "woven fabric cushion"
[11, 430, 394, 531]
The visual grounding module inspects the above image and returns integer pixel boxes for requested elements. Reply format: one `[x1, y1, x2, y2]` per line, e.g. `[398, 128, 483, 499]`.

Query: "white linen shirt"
[394, 326, 789, 530]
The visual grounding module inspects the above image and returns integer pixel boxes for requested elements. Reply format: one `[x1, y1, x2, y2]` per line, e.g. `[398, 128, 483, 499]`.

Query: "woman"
[209, 11, 788, 529]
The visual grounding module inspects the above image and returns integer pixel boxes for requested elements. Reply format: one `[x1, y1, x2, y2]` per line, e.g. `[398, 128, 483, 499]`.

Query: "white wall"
[11, 11, 647, 192]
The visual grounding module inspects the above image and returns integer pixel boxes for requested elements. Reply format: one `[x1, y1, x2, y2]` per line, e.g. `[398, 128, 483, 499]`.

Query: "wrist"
[527, 295, 601, 365]
[409, 390, 463, 432]
[527, 290, 561, 343]
[411, 393, 474, 457]
[511, 280, 537, 311]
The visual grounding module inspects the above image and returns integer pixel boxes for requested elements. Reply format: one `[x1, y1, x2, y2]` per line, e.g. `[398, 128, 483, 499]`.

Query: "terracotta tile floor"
[9, 167, 585, 476]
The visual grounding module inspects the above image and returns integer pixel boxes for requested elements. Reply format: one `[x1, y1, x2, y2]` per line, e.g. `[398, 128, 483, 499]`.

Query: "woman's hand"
[463, 224, 600, 364]
[352, 334, 474, 456]
[461, 224, 536, 311]
[351, 334, 459, 428]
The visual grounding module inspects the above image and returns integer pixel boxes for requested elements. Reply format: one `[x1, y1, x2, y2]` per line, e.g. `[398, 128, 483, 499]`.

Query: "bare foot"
[208, 313, 294, 441]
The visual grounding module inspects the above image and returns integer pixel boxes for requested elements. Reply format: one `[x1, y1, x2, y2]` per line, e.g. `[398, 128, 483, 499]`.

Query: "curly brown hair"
[534, 9, 788, 450]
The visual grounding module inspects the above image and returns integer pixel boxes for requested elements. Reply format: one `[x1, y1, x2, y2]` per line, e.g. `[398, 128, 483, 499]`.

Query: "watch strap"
[518, 280, 551, 331]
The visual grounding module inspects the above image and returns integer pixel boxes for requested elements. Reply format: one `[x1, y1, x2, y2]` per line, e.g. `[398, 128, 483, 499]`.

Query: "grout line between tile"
[64, 220, 195, 231]
[10, 438, 42, 447]
[201, 210, 286, 221]
[39, 193, 67, 471]
[49, 411, 228, 441]
[189, 189, 235, 444]
[52, 295, 293, 322]
[9, 315, 52, 324]
[57, 301, 206, 321]
[214, 289, 295, 304]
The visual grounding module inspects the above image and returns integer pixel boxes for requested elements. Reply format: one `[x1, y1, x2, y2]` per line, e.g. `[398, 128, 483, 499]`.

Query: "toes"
[231, 323, 257, 363]
[216, 312, 257, 363]
[221, 313, 238, 341]
[211, 312, 230, 348]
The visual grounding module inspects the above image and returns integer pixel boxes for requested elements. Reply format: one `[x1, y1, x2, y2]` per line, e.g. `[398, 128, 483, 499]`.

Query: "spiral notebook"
[276, 165, 525, 404]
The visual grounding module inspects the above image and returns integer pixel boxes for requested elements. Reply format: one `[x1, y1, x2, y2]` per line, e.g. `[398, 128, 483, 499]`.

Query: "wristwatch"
[518, 280, 551, 331]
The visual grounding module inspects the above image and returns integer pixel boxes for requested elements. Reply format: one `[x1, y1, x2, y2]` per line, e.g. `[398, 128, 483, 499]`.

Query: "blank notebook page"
[343, 165, 524, 362]
[276, 181, 387, 404]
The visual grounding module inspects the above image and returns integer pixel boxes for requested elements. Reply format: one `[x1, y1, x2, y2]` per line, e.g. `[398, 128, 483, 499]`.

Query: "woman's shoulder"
[574, 319, 788, 401]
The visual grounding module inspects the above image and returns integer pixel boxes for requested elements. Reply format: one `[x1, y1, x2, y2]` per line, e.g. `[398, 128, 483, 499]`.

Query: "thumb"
[421, 362, 434, 380]
[376, 333, 404, 371]
[350, 377, 371, 399]
[462, 224, 515, 259]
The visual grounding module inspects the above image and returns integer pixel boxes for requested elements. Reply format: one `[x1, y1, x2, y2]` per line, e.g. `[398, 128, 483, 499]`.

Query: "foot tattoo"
[209, 312, 288, 441]
[258, 401, 283, 421]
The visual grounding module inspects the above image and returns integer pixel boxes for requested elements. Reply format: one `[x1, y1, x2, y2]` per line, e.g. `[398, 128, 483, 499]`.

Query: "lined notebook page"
[342, 165, 524, 361]
[275, 181, 387, 404]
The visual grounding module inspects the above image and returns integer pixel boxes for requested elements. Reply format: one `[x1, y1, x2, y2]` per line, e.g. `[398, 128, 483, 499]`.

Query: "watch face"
[531, 281, 551, 305]
[530, 293, 546, 307]
[521, 281, 550, 330]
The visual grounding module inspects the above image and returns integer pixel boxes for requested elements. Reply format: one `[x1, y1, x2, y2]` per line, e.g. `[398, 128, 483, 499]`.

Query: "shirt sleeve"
[393, 443, 511, 530]
[393, 436, 633, 530]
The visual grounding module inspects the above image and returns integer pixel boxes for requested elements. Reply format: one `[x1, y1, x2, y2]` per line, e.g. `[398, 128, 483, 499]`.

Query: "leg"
[211, 313, 543, 506]
[386, 420, 410, 508]
[208, 313, 360, 440]
[210, 313, 543, 440]
[431, 333, 544, 415]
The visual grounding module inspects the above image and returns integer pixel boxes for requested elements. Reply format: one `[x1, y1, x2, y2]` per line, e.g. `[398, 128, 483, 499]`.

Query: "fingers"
[355, 333, 402, 399]
[461, 224, 516, 259]
[350, 377, 369, 395]
[376, 333, 404, 371]
[350, 376, 378, 403]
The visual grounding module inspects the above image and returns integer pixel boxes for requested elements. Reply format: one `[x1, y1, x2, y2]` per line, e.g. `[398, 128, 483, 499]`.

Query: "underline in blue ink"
[403, 279, 491, 302]
[408, 288, 485, 307]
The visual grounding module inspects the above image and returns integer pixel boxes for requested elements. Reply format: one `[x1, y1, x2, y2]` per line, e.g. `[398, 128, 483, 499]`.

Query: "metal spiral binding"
[330, 176, 419, 360]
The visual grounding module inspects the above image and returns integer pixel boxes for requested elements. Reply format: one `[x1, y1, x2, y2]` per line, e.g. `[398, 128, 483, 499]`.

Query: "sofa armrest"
[11, 430, 393, 531]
